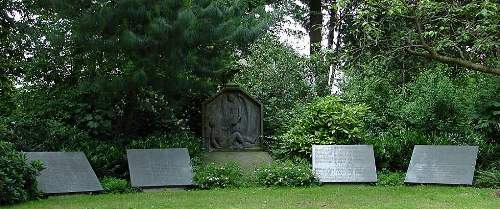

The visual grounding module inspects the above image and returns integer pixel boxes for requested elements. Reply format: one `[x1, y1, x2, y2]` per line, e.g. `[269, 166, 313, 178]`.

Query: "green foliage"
[339, 0, 499, 172]
[391, 70, 470, 134]
[233, 35, 315, 137]
[193, 162, 243, 189]
[101, 177, 134, 194]
[474, 168, 500, 189]
[274, 96, 369, 160]
[0, 115, 91, 152]
[254, 161, 317, 187]
[342, 0, 499, 75]
[0, 141, 43, 205]
[350, 69, 500, 170]
[16, 0, 270, 138]
[376, 170, 405, 187]
[0, 77, 15, 116]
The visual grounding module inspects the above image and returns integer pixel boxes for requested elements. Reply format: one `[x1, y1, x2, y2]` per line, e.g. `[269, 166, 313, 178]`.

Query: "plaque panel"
[312, 145, 377, 182]
[26, 152, 103, 194]
[127, 148, 194, 187]
[405, 145, 478, 185]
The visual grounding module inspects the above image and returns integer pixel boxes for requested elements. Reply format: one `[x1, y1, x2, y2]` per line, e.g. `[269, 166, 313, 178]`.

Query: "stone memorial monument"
[127, 148, 194, 188]
[202, 84, 271, 170]
[26, 152, 103, 194]
[312, 145, 377, 183]
[405, 145, 478, 185]
[202, 84, 263, 151]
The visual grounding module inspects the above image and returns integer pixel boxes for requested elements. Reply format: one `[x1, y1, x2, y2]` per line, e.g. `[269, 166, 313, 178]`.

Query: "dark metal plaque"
[312, 145, 377, 182]
[26, 152, 103, 194]
[405, 145, 478, 185]
[127, 148, 194, 187]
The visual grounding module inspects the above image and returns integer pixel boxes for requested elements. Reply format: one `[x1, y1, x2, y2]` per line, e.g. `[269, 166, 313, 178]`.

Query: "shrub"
[474, 169, 500, 189]
[254, 161, 317, 187]
[376, 170, 405, 187]
[0, 115, 91, 152]
[274, 96, 369, 160]
[0, 141, 43, 205]
[101, 177, 134, 194]
[193, 162, 243, 189]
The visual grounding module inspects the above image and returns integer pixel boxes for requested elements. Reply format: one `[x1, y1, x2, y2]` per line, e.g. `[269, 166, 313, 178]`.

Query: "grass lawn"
[3, 185, 499, 209]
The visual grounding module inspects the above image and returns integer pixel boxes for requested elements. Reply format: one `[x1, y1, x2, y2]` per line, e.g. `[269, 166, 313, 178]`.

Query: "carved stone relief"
[202, 86, 262, 151]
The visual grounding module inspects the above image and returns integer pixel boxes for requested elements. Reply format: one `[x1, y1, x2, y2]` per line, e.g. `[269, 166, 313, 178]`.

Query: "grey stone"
[312, 145, 377, 183]
[127, 148, 193, 188]
[25, 152, 103, 194]
[202, 85, 263, 151]
[405, 145, 478, 185]
[203, 151, 272, 172]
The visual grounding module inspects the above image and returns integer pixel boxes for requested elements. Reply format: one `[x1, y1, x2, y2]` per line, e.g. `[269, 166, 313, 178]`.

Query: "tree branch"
[409, 3, 499, 76]
[407, 49, 500, 76]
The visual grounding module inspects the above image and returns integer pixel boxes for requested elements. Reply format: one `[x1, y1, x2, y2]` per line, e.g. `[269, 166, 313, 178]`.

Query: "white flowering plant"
[193, 162, 243, 189]
[254, 161, 318, 187]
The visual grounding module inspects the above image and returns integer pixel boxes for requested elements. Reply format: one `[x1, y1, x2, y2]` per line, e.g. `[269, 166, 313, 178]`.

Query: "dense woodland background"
[1, 0, 498, 180]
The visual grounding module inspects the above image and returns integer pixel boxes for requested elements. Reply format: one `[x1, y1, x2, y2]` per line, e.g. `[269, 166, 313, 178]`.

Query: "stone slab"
[127, 148, 194, 188]
[312, 145, 377, 183]
[26, 152, 103, 194]
[405, 145, 478, 185]
[202, 151, 272, 172]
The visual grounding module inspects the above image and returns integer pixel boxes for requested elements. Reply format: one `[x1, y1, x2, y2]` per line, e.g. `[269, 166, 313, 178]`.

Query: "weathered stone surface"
[405, 145, 478, 185]
[203, 151, 272, 172]
[312, 145, 377, 183]
[127, 148, 193, 187]
[26, 152, 103, 194]
[202, 85, 263, 151]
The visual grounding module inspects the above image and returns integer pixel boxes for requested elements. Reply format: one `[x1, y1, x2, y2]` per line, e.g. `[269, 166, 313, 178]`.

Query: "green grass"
[3, 185, 499, 209]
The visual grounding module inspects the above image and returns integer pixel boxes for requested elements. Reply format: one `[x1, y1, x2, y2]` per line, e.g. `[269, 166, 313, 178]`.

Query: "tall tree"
[16, 0, 269, 137]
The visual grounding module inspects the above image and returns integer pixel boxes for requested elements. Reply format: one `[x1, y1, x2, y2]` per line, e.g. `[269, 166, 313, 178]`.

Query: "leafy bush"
[193, 162, 243, 189]
[376, 170, 405, 187]
[0, 115, 91, 152]
[274, 96, 369, 160]
[254, 161, 317, 187]
[474, 169, 500, 189]
[0, 141, 43, 205]
[101, 177, 134, 194]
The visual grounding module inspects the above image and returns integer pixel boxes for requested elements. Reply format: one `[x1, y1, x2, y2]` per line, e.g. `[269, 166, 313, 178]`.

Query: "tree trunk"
[327, 0, 337, 49]
[309, 0, 322, 55]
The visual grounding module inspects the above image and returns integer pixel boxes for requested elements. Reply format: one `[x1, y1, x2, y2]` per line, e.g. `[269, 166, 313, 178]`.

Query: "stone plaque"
[25, 152, 103, 194]
[312, 145, 377, 182]
[127, 148, 194, 187]
[202, 85, 263, 151]
[405, 145, 478, 185]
